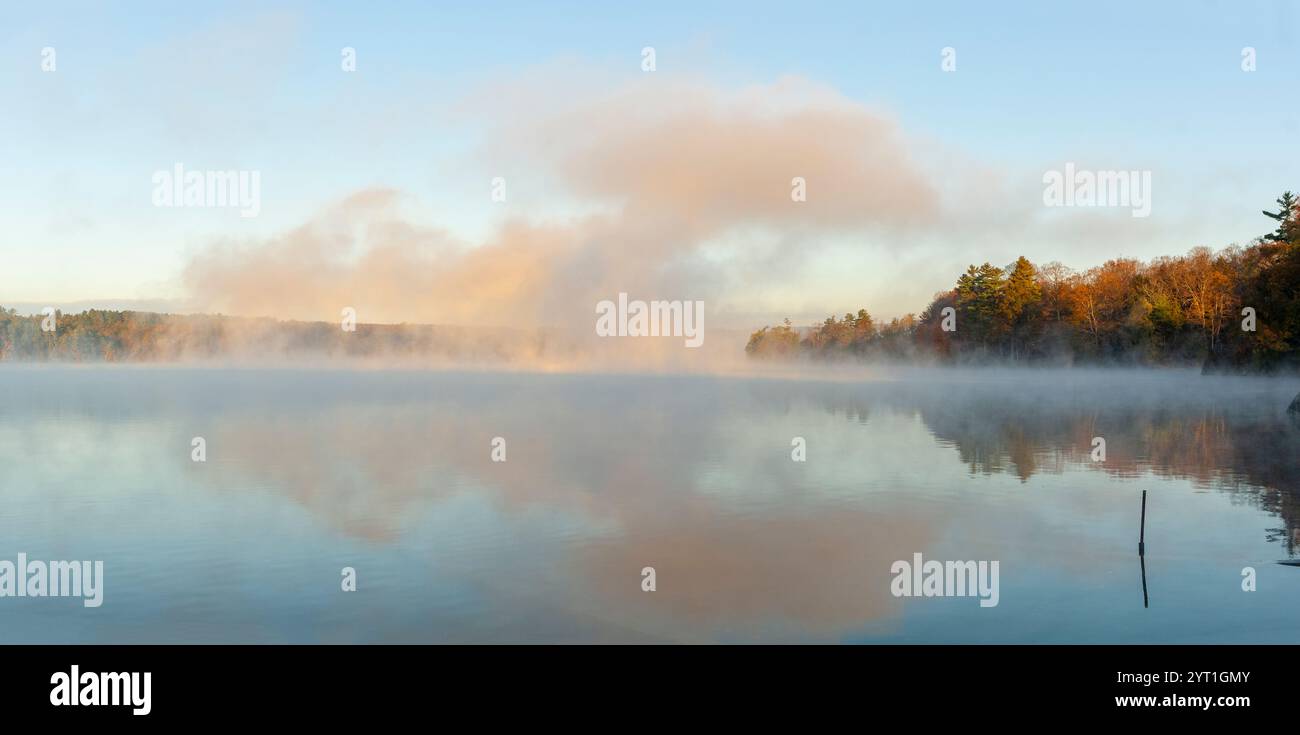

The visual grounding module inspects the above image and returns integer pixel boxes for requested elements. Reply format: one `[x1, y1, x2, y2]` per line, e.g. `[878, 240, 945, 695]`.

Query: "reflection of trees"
[795, 374, 1300, 554]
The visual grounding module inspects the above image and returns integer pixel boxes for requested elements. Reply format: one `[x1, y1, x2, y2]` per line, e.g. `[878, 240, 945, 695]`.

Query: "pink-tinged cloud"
[182, 75, 942, 335]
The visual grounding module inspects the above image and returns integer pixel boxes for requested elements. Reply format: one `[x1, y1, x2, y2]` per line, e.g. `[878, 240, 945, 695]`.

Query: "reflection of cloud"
[195, 372, 764, 539]
[575, 508, 936, 639]
[140, 370, 939, 636]
[181, 371, 957, 636]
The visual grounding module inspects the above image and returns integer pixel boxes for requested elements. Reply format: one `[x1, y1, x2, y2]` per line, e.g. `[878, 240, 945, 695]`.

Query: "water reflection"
[1, 366, 1298, 642]
[802, 372, 1300, 554]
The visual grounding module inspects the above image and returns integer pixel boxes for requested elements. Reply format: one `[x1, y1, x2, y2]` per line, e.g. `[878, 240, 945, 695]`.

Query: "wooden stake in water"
[1139, 490, 1146, 556]
[1139, 490, 1149, 608]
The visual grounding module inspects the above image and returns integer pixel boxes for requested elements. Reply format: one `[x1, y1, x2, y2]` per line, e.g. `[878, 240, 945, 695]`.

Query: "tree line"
[747, 191, 1300, 372]
[0, 310, 554, 363]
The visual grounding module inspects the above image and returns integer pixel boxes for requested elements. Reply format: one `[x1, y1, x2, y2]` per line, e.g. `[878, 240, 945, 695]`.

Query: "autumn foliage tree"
[744, 191, 1300, 372]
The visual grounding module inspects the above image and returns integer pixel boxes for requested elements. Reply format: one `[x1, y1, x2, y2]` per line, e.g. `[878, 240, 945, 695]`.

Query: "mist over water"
[2, 365, 1297, 643]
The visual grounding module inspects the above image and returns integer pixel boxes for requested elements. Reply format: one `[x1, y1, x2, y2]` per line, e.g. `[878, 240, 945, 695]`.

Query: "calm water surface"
[2, 366, 1299, 643]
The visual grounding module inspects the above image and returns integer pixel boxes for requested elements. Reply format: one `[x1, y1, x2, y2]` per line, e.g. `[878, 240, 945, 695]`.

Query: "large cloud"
[182, 75, 943, 331]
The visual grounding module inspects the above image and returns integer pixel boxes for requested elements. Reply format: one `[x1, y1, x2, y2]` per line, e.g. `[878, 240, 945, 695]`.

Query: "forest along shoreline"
[3, 192, 1300, 377]
[746, 192, 1300, 375]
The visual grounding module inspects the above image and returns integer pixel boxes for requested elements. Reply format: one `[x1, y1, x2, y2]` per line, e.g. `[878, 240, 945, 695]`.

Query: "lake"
[2, 365, 1299, 643]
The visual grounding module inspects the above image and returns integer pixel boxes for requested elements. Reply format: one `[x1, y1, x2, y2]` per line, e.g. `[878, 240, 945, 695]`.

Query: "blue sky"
[3, 1, 1297, 324]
